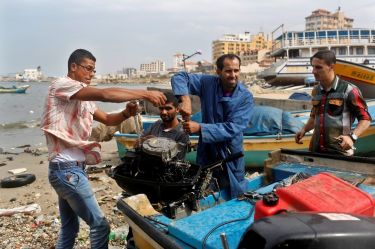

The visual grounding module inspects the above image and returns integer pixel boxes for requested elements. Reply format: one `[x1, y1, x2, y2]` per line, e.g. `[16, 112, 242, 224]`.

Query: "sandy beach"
[0, 140, 128, 248]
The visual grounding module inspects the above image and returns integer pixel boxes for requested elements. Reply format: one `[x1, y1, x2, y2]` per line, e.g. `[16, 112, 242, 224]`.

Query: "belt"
[49, 161, 86, 170]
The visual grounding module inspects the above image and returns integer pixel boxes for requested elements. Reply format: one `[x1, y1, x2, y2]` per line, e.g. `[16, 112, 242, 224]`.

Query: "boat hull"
[0, 88, 27, 93]
[114, 101, 375, 168]
[114, 133, 311, 169]
[114, 122, 375, 168]
[334, 59, 375, 99]
[0, 85, 30, 93]
[261, 58, 375, 94]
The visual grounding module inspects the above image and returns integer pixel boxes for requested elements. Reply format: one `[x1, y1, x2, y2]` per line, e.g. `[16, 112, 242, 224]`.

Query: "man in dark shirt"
[135, 92, 189, 159]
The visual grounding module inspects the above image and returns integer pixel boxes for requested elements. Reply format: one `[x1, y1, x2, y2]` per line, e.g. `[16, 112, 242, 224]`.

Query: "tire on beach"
[0, 173, 36, 188]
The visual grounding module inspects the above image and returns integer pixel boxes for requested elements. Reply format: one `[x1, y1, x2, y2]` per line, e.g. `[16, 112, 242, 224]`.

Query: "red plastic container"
[254, 173, 375, 220]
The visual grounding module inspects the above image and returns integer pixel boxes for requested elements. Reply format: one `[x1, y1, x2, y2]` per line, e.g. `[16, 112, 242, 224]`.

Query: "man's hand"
[123, 102, 138, 118]
[146, 91, 167, 106]
[178, 95, 192, 121]
[336, 135, 355, 150]
[295, 129, 305, 144]
[183, 120, 200, 134]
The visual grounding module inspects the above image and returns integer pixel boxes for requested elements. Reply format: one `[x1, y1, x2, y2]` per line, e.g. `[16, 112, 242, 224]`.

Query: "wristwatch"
[349, 133, 358, 142]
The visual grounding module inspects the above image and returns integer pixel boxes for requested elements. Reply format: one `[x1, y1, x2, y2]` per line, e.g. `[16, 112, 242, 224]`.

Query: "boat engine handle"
[223, 152, 244, 163]
[201, 152, 244, 171]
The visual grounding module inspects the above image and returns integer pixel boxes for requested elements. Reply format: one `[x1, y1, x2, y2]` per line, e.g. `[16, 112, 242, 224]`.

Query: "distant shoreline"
[92, 78, 170, 84]
[0, 77, 171, 85]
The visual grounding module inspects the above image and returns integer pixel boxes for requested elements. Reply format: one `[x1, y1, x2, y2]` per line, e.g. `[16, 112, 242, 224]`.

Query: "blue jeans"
[48, 161, 110, 249]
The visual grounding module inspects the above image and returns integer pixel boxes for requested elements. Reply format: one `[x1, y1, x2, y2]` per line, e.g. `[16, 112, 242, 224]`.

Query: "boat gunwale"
[280, 148, 375, 165]
[264, 149, 375, 185]
[336, 58, 375, 69]
[117, 198, 185, 249]
[113, 132, 307, 140]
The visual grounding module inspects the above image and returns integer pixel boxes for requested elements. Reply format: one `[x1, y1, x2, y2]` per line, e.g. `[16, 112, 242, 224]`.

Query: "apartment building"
[140, 60, 166, 73]
[122, 67, 137, 78]
[249, 33, 273, 51]
[240, 49, 270, 65]
[305, 8, 354, 31]
[212, 32, 272, 63]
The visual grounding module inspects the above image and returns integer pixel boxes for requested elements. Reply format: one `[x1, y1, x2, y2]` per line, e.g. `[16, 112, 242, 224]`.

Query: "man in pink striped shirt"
[41, 49, 166, 249]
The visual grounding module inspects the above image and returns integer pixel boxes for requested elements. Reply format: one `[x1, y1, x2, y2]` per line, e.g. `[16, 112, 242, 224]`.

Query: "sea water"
[0, 81, 168, 151]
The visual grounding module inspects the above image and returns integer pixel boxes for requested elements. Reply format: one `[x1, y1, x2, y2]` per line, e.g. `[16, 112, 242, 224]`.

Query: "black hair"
[164, 92, 179, 107]
[216, 54, 241, 70]
[310, 50, 336, 66]
[68, 49, 96, 71]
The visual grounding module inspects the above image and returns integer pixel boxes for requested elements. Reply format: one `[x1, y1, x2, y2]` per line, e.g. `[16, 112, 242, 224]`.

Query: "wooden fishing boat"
[114, 131, 310, 168]
[333, 59, 375, 99]
[0, 85, 30, 93]
[113, 149, 375, 249]
[114, 101, 375, 168]
[114, 112, 305, 168]
[114, 125, 375, 168]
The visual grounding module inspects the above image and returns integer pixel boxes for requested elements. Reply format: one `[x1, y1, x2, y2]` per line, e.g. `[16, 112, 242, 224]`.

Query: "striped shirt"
[41, 77, 101, 164]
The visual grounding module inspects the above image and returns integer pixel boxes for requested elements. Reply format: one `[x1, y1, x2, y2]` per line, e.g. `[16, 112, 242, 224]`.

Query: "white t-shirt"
[51, 147, 86, 162]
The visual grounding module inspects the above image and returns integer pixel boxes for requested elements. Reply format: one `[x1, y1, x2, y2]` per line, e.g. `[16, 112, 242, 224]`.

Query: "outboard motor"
[142, 137, 180, 162]
[112, 137, 201, 203]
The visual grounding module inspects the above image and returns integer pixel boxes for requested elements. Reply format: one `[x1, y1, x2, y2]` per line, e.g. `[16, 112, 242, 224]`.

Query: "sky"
[1, 0, 375, 77]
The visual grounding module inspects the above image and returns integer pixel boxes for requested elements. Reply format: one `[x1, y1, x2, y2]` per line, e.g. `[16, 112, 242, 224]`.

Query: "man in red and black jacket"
[295, 50, 371, 156]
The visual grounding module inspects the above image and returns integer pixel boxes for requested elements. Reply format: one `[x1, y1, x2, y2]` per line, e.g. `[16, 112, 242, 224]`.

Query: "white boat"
[259, 27, 375, 89]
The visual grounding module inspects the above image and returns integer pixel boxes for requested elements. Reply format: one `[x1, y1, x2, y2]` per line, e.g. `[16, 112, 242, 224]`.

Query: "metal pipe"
[182, 51, 202, 70]
[220, 233, 229, 249]
[131, 101, 141, 139]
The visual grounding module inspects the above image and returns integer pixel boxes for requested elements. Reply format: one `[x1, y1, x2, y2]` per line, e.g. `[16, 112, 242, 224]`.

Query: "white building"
[140, 60, 166, 73]
[20, 68, 43, 81]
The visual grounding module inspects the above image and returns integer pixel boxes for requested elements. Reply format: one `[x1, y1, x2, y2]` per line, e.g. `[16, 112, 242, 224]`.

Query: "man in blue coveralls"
[171, 54, 254, 198]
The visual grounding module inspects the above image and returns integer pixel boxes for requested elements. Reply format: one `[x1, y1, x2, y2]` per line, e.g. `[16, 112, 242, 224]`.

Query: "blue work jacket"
[172, 72, 254, 198]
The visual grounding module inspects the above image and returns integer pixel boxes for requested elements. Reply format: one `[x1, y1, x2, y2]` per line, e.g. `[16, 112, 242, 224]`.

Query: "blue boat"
[112, 149, 375, 249]
[0, 84, 30, 93]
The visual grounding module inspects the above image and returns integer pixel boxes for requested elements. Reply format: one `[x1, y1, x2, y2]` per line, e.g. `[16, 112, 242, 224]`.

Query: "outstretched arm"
[171, 72, 206, 120]
[94, 102, 138, 126]
[71, 87, 166, 106]
[178, 95, 192, 121]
